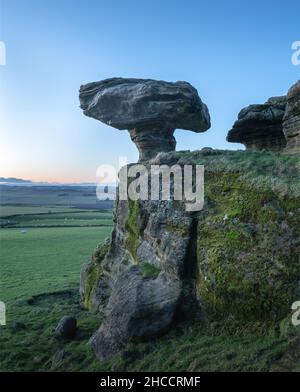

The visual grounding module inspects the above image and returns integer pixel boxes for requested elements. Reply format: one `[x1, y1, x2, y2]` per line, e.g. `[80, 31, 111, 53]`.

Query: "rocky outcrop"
[79, 77, 210, 160]
[80, 150, 300, 360]
[283, 80, 300, 153]
[79, 78, 299, 361]
[81, 185, 197, 358]
[227, 96, 287, 151]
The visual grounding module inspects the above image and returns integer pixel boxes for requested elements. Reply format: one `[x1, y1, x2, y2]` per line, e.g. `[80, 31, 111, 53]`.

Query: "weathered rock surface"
[54, 316, 77, 339]
[81, 191, 196, 359]
[80, 150, 300, 360]
[90, 266, 181, 359]
[227, 96, 287, 151]
[79, 77, 210, 160]
[283, 80, 300, 153]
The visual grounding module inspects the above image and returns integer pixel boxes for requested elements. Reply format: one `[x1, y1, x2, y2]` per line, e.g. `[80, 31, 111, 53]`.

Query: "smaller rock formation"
[79, 77, 210, 161]
[54, 316, 77, 339]
[283, 80, 300, 153]
[227, 96, 287, 151]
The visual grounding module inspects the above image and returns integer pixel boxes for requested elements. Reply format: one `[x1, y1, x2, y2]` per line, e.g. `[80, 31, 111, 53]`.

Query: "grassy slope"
[0, 208, 113, 371]
[1, 288, 299, 372]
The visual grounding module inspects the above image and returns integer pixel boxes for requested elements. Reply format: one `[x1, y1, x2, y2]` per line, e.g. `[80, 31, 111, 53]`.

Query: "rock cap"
[79, 77, 210, 132]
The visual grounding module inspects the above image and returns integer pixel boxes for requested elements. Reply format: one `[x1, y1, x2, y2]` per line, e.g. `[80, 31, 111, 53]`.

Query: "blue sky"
[0, 0, 299, 182]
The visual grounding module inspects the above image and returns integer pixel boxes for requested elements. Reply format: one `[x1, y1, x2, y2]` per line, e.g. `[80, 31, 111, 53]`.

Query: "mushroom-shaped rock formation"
[79, 77, 210, 161]
[227, 96, 287, 151]
[283, 80, 300, 153]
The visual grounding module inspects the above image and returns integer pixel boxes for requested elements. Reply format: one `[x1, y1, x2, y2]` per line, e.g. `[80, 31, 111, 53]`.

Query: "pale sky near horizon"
[0, 0, 299, 183]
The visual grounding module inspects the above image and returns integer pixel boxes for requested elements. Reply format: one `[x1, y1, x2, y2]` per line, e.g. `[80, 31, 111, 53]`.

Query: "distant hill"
[0, 177, 117, 189]
[0, 177, 32, 184]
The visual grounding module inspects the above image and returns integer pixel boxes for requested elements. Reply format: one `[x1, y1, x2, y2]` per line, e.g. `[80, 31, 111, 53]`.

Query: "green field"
[0, 207, 113, 302]
[0, 206, 82, 218]
[0, 226, 112, 301]
[1, 212, 113, 229]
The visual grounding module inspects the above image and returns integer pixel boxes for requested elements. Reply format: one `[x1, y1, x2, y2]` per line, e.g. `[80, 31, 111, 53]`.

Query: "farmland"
[0, 190, 114, 300]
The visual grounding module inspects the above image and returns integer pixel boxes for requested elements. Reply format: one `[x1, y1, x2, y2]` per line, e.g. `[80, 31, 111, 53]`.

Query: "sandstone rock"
[90, 265, 181, 360]
[227, 96, 287, 151]
[283, 80, 300, 153]
[81, 165, 197, 359]
[79, 77, 210, 160]
[54, 316, 77, 339]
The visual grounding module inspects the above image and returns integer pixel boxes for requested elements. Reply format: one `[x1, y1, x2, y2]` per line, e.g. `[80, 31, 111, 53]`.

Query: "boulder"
[90, 265, 181, 360]
[79, 77, 210, 160]
[54, 316, 77, 339]
[283, 80, 300, 153]
[227, 96, 287, 151]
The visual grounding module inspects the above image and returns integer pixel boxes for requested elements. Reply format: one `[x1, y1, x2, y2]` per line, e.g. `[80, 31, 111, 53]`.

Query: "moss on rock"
[81, 240, 110, 310]
[196, 168, 300, 322]
[140, 262, 161, 279]
[124, 200, 140, 262]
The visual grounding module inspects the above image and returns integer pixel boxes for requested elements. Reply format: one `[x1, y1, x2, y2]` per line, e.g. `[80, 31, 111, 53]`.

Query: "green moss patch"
[140, 262, 161, 279]
[196, 168, 300, 322]
[82, 240, 110, 310]
[124, 200, 140, 261]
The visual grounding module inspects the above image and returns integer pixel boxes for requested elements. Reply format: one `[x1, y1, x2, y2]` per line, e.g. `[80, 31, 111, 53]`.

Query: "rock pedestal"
[128, 127, 176, 161]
